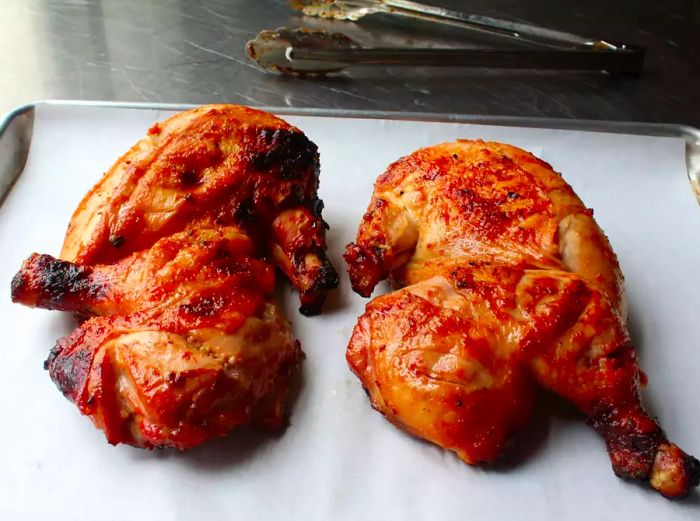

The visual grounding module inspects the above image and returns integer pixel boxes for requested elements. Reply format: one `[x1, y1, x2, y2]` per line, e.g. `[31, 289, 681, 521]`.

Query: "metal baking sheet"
[1, 102, 699, 520]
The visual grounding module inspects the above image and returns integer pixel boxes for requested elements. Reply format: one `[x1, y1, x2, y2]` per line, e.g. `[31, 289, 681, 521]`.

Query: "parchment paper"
[0, 105, 698, 520]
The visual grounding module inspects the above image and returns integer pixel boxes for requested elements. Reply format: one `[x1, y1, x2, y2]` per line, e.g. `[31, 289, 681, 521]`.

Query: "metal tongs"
[246, 0, 644, 75]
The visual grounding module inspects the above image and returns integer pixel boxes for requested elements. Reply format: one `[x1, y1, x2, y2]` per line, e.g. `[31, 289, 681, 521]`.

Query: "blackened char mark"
[588, 404, 666, 480]
[298, 294, 325, 317]
[249, 128, 319, 180]
[11, 253, 102, 311]
[232, 199, 257, 224]
[45, 340, 94, 403]
[108, 235, 125, 248]
[296, 249, 340, 316]
[310, 197, 325, 219]
[300, 250, 340, 293]
[180, 169, 201, 186]
[684, 455, 700, 488]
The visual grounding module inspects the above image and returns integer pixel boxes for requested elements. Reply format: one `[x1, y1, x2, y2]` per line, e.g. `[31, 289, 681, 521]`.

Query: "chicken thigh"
[345, 140, 698, 498]
[13, 227, 300, 448]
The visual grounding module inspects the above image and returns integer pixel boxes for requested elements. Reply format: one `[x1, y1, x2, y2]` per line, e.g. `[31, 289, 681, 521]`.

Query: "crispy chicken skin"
[61, 104, 337, 314]
[345, 140, 699, 498]
[13, 227, 301, 448]
[10, 105, 336, 448]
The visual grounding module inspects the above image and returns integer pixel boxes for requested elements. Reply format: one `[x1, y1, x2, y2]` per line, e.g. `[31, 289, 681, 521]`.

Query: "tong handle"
[291, 46, 645, 75]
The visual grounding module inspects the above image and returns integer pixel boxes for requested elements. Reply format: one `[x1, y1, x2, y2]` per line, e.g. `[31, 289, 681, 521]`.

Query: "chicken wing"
[11, 105, 336, 448]
[345, 140, 698, 497]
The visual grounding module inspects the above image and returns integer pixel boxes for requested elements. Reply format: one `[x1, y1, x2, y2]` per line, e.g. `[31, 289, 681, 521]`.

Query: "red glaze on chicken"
[345, 140, 698, 498]
[11, 105, 337, 448]
[61, 104, 337, 314]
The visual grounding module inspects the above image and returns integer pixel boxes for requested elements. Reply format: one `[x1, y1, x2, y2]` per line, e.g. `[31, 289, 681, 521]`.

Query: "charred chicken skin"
[345, 140, 699, 498]
[11, 105, 337, 449]
[61, 104, 337, 315]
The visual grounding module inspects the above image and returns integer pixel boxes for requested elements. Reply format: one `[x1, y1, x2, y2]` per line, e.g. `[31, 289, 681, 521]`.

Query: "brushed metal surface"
[0, 105, 33, 207]
[1, 1, 699, 125]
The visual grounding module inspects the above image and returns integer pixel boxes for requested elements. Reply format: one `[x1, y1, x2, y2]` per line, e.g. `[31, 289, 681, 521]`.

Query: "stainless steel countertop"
[2, 0, 699, 125]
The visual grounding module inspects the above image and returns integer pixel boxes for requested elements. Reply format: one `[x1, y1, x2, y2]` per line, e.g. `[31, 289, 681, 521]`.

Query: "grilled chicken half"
[345, 140, 698, 498]
[11, 105, 337, 449]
